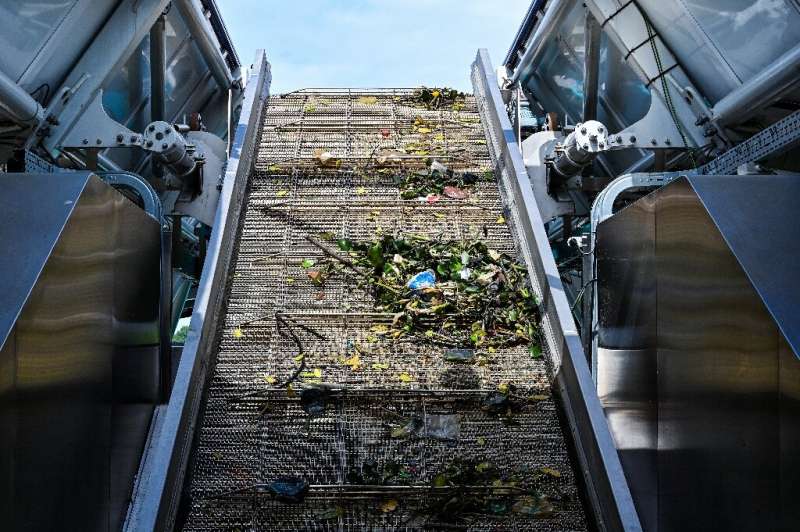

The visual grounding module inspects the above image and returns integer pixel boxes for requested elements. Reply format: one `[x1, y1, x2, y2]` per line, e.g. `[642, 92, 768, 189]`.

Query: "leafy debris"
[412, 87, 467, 110]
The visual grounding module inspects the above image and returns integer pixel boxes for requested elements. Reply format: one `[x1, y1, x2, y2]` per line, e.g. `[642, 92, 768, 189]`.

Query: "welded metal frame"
[472, 48, 641, 532]
[123, 50, 270, 532]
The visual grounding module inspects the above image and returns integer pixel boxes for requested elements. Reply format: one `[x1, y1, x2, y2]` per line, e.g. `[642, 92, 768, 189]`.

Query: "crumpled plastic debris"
[424, 414, 460, 440]
[266, 477, 309, 503]
[444, 348, 475, 363]
[481, 391, 512, 415]
[300, 387, 329, 417]
[407, 269, 436, 290]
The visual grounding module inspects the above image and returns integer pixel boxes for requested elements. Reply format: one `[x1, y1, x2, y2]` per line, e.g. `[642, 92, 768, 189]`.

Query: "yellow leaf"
[379, 499, 399, 513]
[263, 375, 277, 385]
[286, 277, 295, 284]
[433, 133, 445, 141]
[539, 467, 562, 478]
[293, 354, 305, 363]
[371, 362, 389, 370]
[356, 187, 367, 195]
[475, 462, 492, 473]
[357, 96, 378, 105]
[434, 213, 445, 220]
[432, 90, 441, 97]
[276, 189, 289, 197]
[477, 436, 486, 446]
[343, 354, 362, 371]
[267, 164, 282, 172]
[398, 372, 413, 383]
[370, 324, 389, 334]
[487, 346, 497, 353]
[496, 215, 506, 224]
[286, 384, 296, 398]
[498, 382, 510, 394]
[233, 327, 243, 338]
[417, 127, 432, 134]
[301, 368, 322, 379]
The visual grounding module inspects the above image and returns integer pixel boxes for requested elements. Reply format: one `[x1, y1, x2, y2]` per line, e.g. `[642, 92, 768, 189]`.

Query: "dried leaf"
[379, 499, 398, 513]
[476, 436, 486, 446]
[358, 96, 378, 105]
[539, 467, 562, 478]
[417, 127, 432, 134]
[371, 362, 389, 370]
[475, 461, 492, 473]
[398, 372, 413, 383]
[286, 277, 295, 284]
[263, 375, 277, 385]
[267, 164, 282, 172]
[293, 354, 305, 363]
[233, 327, 243, 338]
[301, 368, 323, 379]
[343, 354, 362, 371]
[356, 186, 367, 195]
[276, 190, 289, 197]
[496, 215, 506, 224]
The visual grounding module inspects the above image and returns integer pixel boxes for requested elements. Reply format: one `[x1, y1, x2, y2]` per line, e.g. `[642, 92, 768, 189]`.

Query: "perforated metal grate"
[183, 89, 588, 531]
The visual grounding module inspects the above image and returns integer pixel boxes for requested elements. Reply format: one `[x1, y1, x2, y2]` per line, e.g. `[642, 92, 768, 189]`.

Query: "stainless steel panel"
[597, 175, 800, 531]
[0, 173, 161, 532]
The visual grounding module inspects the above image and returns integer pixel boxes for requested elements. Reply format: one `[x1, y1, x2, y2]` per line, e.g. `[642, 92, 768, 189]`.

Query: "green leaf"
[300, 259, 316, 269]
[529, 344, 542, 359]
[367, 243, 384, 269]
[337, 238, 353, 251]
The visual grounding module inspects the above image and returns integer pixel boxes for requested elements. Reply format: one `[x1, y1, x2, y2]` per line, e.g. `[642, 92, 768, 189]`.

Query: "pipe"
[0, 68, 44, 125]
[173, 0, 238, 92]
[712, 43, 800, 126]
[509, 0, 575, 84]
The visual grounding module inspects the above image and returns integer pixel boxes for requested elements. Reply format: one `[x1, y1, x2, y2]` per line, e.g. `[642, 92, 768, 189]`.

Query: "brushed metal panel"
[0, 173, 160, 532]
[597, 176, 800, 531]
[655, 178, 779, 532]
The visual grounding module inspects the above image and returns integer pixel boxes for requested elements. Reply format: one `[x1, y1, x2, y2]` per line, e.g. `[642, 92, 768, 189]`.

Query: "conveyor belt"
[182, 89, 588, 530]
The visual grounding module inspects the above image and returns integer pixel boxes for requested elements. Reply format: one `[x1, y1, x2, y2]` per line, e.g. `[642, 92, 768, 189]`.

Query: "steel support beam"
[510, 0, 575, 84]
[173, 0, 238, 92]
[0, 68, 43, 125]
[583, 10, 601, 121]
[711, 43, 800, 127]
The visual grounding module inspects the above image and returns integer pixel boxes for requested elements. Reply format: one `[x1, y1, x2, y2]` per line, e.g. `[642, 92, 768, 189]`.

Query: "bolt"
[598, 142, 604, 149]
[116, 134, 124, 143]
[148, 124, 156, 132]
[146, 140, 153, 148]
[583, 144, 589, 150]
[155, 132, 164, 140]
[664, 138, 671, 145]
[651, 138, 658, 145]
[629, 135, 637, 143]
[598, 126, 604, 133]
[130, 135, 137, 143]
[162, 143, 169, 150]
[580, 127, 587, 134]
[616, 135, 622, 143]
[165, 127, 171, 134]
[82, 138, 88, 145]
[96, 139, 102, 145]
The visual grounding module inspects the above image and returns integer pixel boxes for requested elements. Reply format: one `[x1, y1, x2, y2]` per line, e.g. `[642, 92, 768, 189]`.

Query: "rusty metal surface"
[182, 89, 588, 531]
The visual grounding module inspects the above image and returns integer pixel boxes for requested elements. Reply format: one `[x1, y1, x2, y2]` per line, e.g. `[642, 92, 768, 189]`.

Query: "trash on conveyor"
[444, 348, 475, 362]
[411, 87, 467, 110]
[316, 234, 543, 350]
[266, 477, 309, 503]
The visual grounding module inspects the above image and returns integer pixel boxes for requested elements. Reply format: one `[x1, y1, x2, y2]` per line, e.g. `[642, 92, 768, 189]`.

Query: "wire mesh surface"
[183, 89, 588, 531]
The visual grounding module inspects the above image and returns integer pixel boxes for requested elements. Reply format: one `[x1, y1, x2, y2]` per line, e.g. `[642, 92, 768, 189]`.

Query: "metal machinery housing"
[0, 0, 798, 531]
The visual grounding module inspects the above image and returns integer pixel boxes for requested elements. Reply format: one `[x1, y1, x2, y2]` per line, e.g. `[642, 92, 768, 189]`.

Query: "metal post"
[150, 14, 166, 177]
[582, 10, 601, 122]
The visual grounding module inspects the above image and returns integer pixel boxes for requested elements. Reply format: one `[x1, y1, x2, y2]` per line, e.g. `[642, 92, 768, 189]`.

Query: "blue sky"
[217, 0, 531, 93]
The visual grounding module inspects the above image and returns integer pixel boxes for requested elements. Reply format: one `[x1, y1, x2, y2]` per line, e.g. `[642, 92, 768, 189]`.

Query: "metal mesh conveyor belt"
[182, 89, 588, 531]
